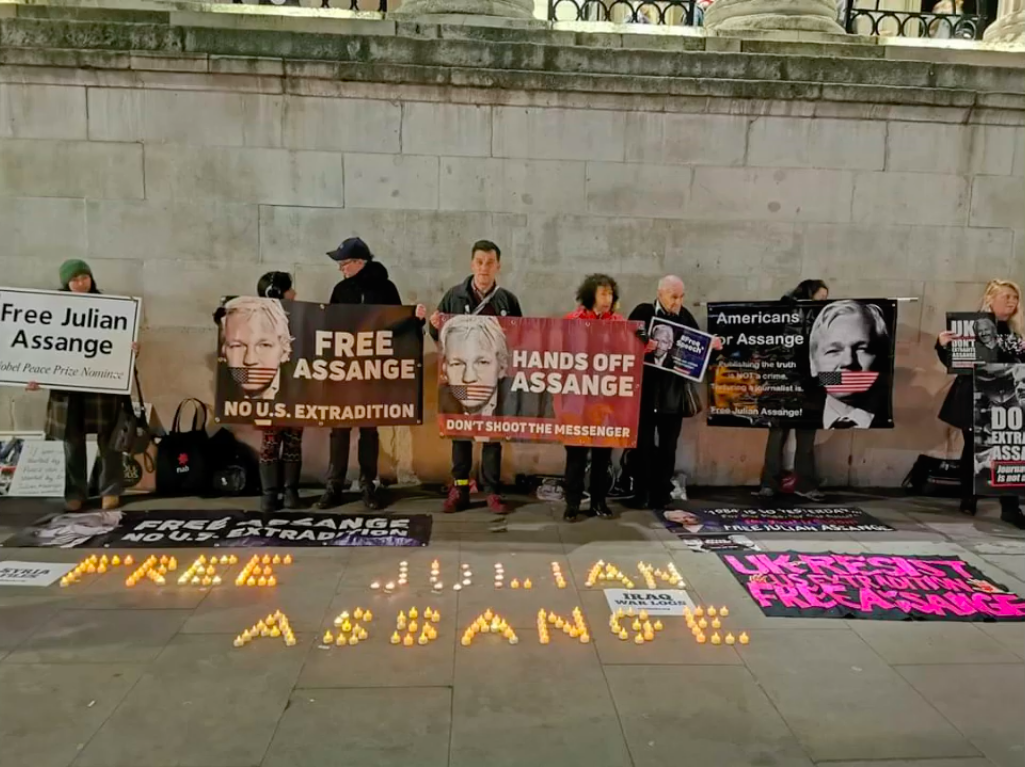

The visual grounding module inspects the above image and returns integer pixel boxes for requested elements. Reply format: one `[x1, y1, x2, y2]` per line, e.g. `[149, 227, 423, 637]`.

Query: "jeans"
[636, 410, 684, 505]
[326, 427, 379, 488]
[65, 397, 122, 502]
[564, 446, 612, 506]
[761, 427, 818, 493]
[452, 440, 502, 495]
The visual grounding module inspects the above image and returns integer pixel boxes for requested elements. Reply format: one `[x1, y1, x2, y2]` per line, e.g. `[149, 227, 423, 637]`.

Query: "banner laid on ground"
[973, 363, 1025, 494]
[0, 287, 140, 395]
[214, 298, 423, 428]
[680, 535, 760, 553]
[436, 315, 645, 448]
[945, 312, 1001, 374]
[655, 503, 895, 536]
[720, 551, 1025, 621]
[4, 509, 433, 548]
[645, 317, 714, 382]
[706, 299, 897, 429]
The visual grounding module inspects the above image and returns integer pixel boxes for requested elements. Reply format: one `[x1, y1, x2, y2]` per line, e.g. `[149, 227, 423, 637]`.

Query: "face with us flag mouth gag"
[221, 297, 293, 400]
[440, 315, 508, 413]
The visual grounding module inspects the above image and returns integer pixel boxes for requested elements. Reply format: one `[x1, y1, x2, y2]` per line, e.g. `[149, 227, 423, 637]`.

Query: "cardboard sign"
[0, 287, 140, 394]
[603, 589, 694, 616]
[0, 560, 75, 587]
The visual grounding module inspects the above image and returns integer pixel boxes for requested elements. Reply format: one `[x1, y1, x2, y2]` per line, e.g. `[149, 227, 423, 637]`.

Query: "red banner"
[436, 316, 644, 448]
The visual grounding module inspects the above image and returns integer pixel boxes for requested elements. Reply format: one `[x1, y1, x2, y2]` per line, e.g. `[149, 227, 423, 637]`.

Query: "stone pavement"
[0, 488, 1023, 767]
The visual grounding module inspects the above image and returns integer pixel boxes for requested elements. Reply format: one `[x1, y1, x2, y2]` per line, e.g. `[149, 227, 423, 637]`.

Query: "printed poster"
[0, 560, 76, 587]
[0, 287, 140, 395]
[603, 589, 695, 616]
[214, 298, 423, 428]
[973, 363, 1025, 494]
[645, 316, 714, 382]
[436, 315, 645, 448]
[706, 299, 897, 429]
[655, 503, 894, 536]
[945, 312, 1000, 373]
[4, 509, 433, 548]
[720, 551, 1025, 622]
[1, 433, 98, 498]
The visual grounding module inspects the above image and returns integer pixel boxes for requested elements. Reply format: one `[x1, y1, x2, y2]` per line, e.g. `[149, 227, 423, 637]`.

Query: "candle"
[725, 633, 736, 645]
[739, 632, 750, 645]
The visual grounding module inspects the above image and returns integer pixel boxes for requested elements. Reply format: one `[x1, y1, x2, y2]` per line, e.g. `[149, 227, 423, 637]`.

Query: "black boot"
[259, 462, 282, 513]
[282, 462, 302, 510]
[563, 500, 581, 522]
[591, 498, 613, 519]
[362, 479, 382, 511]
[314, 483, 345, 510]
[960, 497, 978, 516]
[1000, 499, 1025, 530]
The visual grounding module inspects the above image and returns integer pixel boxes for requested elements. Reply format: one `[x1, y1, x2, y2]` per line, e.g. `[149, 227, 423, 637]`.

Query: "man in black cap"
[316, 237, 424, 510]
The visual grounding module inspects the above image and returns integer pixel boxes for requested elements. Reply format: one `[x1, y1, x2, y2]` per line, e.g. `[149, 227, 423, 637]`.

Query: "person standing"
[936, 279, 1025, 529]
[627, 275, 719, 511]
[429, 240, 522, 514]
[26, 260, 137, 512]
[562, 274, 625, 522]
[758, 279, 830, 500]
[316, 237, 425, 510]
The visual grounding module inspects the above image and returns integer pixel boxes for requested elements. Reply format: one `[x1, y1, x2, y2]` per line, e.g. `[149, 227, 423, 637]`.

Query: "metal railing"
[548, 0, 697, 25]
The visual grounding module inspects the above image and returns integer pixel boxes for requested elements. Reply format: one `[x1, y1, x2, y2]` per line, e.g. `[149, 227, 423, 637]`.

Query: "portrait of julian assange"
[808, 300, 891, 430]
[437, 315, 553, 419]
[218, 296, 294, 401]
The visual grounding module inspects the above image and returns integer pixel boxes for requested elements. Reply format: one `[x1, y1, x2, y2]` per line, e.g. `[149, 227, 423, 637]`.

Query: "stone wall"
[0, 3, 1022, 487]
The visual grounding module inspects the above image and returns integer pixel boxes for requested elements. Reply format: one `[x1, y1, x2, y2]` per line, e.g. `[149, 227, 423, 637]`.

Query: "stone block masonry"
[0, 1, 1022, 487]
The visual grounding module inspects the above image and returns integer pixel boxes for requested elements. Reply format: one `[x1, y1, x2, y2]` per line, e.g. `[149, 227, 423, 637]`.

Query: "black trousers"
[452, 440, 502, 495]
[564, 446, 612, 506]
[326, 427, 378, 488]
[761, 427, 818, 493]
[961, 428, 1020, 513]
[636, 410, 684, 505]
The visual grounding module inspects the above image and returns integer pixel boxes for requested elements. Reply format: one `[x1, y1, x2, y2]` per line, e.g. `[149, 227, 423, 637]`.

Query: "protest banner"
[720, 551, 1025, 622]
[214, 298, 423, 429]
[645, 316, 714, 382]
[655, 503, 894, 536]
[436, 315, 645, 448]
[0, 287, 140, 395]
[945, 312, 1001, 374]
[973, 363, 1025, 494]
[0, 561, 76, 587]
[4, 509, 433, 548]
[706, 298, 897, 429]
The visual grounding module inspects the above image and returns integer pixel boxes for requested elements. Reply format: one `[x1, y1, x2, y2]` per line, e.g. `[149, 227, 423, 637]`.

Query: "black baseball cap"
[327, 237, 373, 262]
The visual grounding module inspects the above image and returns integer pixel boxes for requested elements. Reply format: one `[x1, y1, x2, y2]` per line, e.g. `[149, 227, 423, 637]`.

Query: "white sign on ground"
[0, 560, 76, 587]
[0, 287, 141, 394]
[603, 588, 695, 616]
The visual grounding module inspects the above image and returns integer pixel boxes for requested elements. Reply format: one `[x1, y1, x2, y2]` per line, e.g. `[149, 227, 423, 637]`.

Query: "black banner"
[973, 363, 1025, 495]
[720, 551, 1025, 622]
[656, 503, 894, 536]
[4, 509, 433, 548]
[706, 299, 897, 429]
[945, 312, 1000, 374]
[215, 298, 423, 428]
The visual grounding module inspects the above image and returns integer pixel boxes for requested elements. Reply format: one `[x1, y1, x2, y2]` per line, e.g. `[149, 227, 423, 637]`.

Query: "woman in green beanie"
[26, 260, 137, 511]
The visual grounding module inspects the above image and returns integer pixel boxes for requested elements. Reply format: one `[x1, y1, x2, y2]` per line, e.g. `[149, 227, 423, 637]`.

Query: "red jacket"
[564, 306, 624, 321]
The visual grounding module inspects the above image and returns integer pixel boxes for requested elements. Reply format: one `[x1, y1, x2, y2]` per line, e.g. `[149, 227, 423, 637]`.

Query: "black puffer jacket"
[936, 320, 1024, 431]
[628, 301, 700, 416]
[330, 261, 401, 306]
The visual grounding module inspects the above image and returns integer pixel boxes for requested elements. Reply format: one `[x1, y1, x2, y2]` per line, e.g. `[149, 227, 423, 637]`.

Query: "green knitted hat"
[59, 259, 92, 288]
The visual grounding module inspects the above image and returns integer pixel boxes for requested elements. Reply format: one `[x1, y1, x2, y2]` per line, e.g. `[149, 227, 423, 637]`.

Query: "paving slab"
[449, 635, 631, 767]
[897, 663, 1025, 767]
[606, 664, 813, 767]
[74, 633, 308, 767]
[0, 594, 69, 652]
[975, 622, 1025, 660]
[0, 662, 144, 767]
[738, 629, 980, 761]
[850, 621, 1021, 665]
[333, 544, 460, 591]
[262, 687, 452, 767]
[4, 608, 189, 664]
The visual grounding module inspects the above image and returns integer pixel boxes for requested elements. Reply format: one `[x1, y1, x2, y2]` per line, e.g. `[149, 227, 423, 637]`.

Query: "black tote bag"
[156, 399, 213, 496]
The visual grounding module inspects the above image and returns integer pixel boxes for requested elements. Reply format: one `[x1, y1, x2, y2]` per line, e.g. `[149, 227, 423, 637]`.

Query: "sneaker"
[487, 494, 510, 515]
[795, 489, 826, 502]
[443, 485, 470, 513]
[591, 500, 613, 519]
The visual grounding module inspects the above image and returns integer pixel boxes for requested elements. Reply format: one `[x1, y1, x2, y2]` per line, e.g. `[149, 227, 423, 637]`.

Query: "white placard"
[0, 287, 141, 394]
[7, 439, 98, 497]
[603, 588, 695, 616]
[0, 560, 76, 587]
